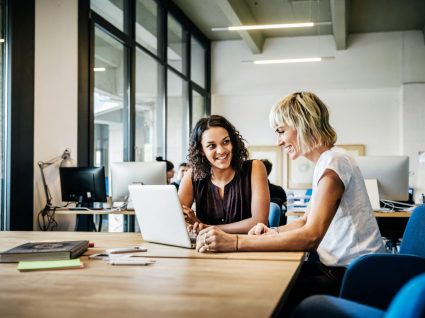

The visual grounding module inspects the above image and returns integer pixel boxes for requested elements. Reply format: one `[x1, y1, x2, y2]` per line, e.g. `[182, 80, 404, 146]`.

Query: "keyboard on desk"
[68, 207, 104, 211]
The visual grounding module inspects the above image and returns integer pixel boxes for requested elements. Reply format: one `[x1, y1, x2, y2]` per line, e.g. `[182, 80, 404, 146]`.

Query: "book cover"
[0, 240, 89, 263]
[17, 259, 84, 271]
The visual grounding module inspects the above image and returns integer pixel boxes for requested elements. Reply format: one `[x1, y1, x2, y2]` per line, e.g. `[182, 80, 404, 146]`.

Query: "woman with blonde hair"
[195, 92, 384, 315]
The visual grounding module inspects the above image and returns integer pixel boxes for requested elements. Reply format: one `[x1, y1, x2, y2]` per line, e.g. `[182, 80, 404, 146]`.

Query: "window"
[135, 48, 164, 161]
[93, 27, 127, 168]
[191, 36, 205, 88]
[167, 14, 185, 74]
[135, 0, 159, 56]
[191, 89, 206, 128]
[91, 0, 126, 33]
[167, 69, 188, 166]
[80, 0, 210, 231]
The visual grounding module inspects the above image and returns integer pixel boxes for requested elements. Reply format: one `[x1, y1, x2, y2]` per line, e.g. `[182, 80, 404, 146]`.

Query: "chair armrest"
[340, 254, 425, 310]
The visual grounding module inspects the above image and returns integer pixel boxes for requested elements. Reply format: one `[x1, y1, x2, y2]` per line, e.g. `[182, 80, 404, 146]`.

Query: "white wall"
[211, 31, 425, 190]
[34, 0, 78, 230]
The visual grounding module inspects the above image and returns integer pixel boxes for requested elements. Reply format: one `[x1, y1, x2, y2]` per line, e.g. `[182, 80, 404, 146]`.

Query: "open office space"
[1, 1, 425, 317]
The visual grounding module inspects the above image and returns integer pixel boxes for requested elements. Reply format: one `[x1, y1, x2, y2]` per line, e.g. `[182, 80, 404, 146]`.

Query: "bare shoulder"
[251, 159, 266, 170]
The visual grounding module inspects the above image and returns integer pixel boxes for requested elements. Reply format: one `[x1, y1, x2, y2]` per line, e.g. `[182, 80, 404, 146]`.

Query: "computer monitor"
[110, 161, 167, 203]
[356, 156, 409, 202]
[59, 167, 107, 207]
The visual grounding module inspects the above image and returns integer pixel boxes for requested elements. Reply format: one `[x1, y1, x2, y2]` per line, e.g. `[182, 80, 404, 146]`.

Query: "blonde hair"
[269, 92, 337, 154]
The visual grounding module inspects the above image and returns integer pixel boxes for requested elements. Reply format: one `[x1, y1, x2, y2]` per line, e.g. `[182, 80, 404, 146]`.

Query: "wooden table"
[0, 232, 304, 318]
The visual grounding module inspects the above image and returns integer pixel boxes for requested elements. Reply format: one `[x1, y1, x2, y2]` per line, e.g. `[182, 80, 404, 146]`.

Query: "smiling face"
[200, 126, 233, 170]
[275, 125, 301, 160]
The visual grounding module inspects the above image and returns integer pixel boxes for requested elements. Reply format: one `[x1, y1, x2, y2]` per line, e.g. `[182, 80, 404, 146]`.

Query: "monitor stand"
[74, 197, 99, 232]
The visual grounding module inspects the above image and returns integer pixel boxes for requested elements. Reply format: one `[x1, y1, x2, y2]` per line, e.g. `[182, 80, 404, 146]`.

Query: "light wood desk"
[0, 232, 304, 318]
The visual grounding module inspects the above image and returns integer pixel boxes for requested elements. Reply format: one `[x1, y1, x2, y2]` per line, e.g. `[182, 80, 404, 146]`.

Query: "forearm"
[217, 216, 262, 234]
[238, 226, 319, 252]
[277, 217, 306, 232]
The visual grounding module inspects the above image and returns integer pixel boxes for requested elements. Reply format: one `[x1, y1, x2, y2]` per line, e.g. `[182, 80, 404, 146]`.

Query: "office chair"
[291, 204, 425, 317]
[291, 272, 425, 318]
[268, 202, 281, 228]
[339, 204, 425, 309]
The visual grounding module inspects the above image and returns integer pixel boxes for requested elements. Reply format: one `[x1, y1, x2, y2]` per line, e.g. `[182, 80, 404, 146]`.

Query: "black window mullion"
[162, 5, 168, 159]
[78, 0, 91, 166]
[127, 0, 136, 162]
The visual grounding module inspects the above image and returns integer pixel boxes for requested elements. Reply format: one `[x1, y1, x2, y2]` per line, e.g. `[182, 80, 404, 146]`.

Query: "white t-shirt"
[310, 147, 385, 267]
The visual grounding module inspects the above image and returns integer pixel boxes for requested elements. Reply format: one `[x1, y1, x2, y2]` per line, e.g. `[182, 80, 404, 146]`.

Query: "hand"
[248, 223, 276, 235]
[187, 221, 208, 234]
[196, 226, 238, 253]
[182, 205, 201, 225]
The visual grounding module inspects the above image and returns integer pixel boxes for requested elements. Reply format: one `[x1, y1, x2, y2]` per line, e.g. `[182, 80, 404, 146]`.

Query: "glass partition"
[85, 0, 210, 231]
[191, 36, 205, 88]
[192, 89, 206, 128]
[135, 48, 164, 162]
[167, 14, 186, 74]
[135, 0, 158, 56]
[91, 0, 126, 33]
[167, 70, 188, 166]
[93, 27, 126, 170]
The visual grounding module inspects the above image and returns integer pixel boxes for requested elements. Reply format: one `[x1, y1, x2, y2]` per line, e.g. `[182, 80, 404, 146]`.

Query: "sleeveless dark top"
[192, 160, 253, 225]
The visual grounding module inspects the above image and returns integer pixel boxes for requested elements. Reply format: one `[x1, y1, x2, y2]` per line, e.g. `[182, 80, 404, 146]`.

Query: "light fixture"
[242, 56, 335, 65]
[93, 67, 106, 72]
[212, 21, 331, 31]
[38, 149, 75, 230]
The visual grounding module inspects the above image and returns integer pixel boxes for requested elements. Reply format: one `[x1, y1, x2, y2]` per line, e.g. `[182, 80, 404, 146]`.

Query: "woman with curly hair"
[178, 115, 270, 234]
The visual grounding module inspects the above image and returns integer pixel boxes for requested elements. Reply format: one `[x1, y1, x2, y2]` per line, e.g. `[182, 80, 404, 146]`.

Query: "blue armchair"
[292, 273, 425, 318]
[291, 204, 425, 317]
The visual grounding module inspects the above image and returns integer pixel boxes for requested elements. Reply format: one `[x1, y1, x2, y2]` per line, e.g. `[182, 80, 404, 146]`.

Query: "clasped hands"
[181, 211, 279, 253]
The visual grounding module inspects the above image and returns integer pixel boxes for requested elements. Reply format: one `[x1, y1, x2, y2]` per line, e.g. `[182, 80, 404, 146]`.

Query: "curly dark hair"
[188, 115, 249, 181]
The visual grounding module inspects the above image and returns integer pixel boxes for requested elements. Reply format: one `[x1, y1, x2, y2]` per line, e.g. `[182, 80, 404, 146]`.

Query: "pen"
[108, 259, 155, 266]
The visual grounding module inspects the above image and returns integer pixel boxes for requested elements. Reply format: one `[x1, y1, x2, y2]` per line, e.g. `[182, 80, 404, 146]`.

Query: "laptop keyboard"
[188, 231, 197, 244]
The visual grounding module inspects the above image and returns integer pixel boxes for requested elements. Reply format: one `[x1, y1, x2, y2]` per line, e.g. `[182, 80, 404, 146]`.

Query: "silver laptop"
[128, 184, 196, 248]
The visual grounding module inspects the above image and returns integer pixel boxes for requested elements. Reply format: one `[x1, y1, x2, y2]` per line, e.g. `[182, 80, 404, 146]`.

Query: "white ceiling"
[172, 0, 425, 53]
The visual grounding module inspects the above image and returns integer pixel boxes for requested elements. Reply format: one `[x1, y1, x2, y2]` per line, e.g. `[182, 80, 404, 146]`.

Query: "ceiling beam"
[216, 0, 265, 54]
[330, 0, 349, 50]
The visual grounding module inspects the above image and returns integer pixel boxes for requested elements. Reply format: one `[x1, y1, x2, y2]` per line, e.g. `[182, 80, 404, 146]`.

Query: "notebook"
[364, 179, 381, 211]
[128, 184, 196, 248]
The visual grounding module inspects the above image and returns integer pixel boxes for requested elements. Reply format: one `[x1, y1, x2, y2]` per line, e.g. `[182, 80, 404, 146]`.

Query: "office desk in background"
[55, 209, 135, 232]
[286, 210, 411, 244]
[0, 232, 305, 318]
[286, 211, 411, 218]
